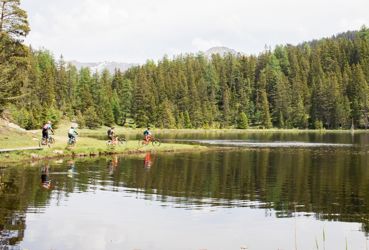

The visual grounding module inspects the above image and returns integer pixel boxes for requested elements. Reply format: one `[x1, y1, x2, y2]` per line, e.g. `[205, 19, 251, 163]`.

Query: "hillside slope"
[0, 119, 39, 149]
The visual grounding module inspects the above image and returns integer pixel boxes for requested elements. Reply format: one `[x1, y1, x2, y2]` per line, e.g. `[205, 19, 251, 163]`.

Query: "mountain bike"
[67, 136, 77, 147]
[107, 137, 127, 147]
[39, 135, 55, 147]
[138, 136, 161, 146]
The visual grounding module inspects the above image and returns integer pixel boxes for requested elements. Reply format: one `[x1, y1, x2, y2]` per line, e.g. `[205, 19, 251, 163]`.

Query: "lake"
[1, 132, 369, 250]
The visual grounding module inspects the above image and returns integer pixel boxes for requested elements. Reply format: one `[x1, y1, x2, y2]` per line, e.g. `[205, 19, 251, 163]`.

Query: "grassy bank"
[0, 135, 208, 164]
[0, 121, 208, 164]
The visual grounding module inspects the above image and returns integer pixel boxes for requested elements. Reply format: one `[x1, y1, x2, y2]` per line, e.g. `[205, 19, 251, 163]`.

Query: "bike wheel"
[152, 139, 161, 146]
[118, 138, 127, 146]
[49, 137, 55, 145]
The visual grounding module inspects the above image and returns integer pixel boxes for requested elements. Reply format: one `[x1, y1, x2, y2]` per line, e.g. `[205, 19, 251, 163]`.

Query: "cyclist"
[42, 121, 54, 142]
[107, 126, 116, 141]
[68, 126, 78, 143]
[143, 127, 152, 142]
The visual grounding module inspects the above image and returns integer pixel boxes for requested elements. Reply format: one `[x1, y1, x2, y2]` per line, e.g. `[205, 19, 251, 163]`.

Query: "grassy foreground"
[0, 122, 208, 164]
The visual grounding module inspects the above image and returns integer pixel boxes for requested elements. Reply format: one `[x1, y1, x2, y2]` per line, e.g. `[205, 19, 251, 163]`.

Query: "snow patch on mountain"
[204, 46, 240, 57]
[69, 61, 137, 74]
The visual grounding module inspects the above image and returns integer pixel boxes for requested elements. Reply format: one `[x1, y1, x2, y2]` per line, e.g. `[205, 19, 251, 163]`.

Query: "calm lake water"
[1, 132, 369, 250]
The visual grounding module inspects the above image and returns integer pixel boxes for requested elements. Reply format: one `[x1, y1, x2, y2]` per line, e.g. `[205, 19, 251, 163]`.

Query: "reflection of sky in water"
[22, 190, 367, 250]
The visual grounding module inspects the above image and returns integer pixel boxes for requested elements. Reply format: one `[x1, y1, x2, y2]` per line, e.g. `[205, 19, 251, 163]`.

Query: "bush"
[314, 120, 324, 129]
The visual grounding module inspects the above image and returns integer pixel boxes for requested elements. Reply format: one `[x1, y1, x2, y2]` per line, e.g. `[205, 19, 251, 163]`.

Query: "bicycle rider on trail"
[107, 126, 116, 141]
[42, 121, 54, 142]
[68, 126, 78, 142]
[143, 127, 152, 142]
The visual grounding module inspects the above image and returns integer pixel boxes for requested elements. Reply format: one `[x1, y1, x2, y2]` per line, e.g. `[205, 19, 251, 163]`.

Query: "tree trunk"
[0, 2, 6, 33]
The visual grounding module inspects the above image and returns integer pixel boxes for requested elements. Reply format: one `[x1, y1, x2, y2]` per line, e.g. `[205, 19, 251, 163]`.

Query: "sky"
[21, 0, 369, 64]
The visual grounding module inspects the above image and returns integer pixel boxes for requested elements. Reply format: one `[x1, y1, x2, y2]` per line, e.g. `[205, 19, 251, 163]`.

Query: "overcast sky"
[21, 0, 369, 63]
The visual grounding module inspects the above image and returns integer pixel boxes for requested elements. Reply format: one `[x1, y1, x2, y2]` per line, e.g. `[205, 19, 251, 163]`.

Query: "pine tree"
[237, 112, 249, 129]
[256, 71, 272, 128]
[348, 64, 369, 127]
[184, 111, 192, 128]
[55, 55, 68, 111]
[132, 69, 150, 127]
[0, 0, 30, 39]
[0, 0, 30, 112]
[84, 106, 101, 129]
[158, 99, 176, 128]
[120, 79, 132, 125]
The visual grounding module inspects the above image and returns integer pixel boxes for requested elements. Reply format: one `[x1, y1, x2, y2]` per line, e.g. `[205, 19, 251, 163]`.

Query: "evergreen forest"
[2, 0, 369, 129]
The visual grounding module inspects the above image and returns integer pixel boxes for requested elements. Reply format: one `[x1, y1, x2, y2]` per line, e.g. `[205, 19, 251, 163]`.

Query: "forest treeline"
[1, 0, 369, 129]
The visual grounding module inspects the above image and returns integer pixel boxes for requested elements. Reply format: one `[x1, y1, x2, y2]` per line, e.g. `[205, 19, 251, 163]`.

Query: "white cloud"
[21, 0, 369, 63]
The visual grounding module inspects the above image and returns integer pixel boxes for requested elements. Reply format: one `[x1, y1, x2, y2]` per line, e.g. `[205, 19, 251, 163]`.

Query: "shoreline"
[0, 121, 366, 165]
[0, 141, 217, 164]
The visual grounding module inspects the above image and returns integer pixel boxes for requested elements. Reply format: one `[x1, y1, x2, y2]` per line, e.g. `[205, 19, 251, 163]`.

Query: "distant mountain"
[69, 61, 137, 74]
[204, 46, 240, 57]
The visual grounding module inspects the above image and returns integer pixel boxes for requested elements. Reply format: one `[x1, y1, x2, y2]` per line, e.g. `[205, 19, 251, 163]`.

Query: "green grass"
[0, 127, 38, 149]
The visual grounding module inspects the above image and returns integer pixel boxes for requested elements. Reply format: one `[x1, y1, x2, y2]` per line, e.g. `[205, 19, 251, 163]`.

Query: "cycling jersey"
[68, 128, 77, 135]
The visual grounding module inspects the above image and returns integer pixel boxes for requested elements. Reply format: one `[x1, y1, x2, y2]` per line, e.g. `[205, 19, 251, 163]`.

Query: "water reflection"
[107, 156, 118, 175]
[0, 145, 369, 248]
[67, 160, 76, 178]
[144, 152, 153, 169]
[40, 165, 51, 190]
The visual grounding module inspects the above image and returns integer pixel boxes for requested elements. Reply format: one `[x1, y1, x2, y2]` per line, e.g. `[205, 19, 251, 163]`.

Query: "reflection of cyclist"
[143, 127, 152, 142]
[41, 165, 51, 189]
[42, 121, 54, 140]
[108, 156, 119, 174]
[144, 152, 152, 168]
[67, 160, 76, 178]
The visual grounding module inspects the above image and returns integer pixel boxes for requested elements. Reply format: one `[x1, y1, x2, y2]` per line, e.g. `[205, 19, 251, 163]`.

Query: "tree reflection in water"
[0, 147, 369, 248]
